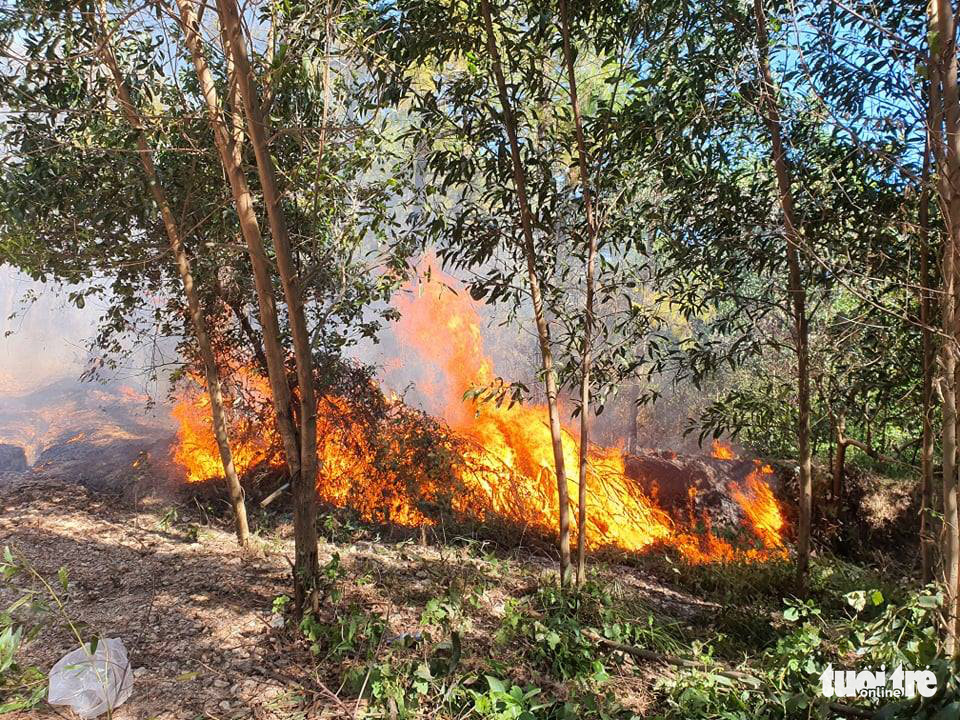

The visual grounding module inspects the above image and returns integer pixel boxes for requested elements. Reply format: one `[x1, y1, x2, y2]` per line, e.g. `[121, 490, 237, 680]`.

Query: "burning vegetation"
[172, 267, 786, 564]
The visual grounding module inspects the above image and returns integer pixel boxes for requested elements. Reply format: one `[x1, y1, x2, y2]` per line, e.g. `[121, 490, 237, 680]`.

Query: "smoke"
[356, 261, 541, 421]
[0, 265, 176, 400]
[0, 266, 104, 395]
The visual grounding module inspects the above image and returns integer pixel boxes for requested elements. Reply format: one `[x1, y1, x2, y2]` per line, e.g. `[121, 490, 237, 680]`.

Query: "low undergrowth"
[278, 543, 956, 720]
[3, 498, 954, 720]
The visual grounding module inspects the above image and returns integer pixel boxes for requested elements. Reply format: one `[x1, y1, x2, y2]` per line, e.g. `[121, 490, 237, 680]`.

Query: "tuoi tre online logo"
[819, 664, 938, 699]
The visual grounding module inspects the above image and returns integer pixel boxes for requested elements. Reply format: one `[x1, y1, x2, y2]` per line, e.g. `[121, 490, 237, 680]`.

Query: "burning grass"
[171, 264, 788, 565]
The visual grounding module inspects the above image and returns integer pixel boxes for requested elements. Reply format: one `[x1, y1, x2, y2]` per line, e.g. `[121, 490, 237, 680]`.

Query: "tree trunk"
[214, 276, 271, 380]
[93, 2, 249, 546]
[628, 387, 640, 455]
[932, 0, 960, 652]
[216, 0, 321, 614]
[558, 0, 598, 587]
[833, 414, 847, 501]
[920, 70, 937, 584]
[173, 0, 302, 492]
[753, 0, 813, 581]
[479, 0, 572, 585]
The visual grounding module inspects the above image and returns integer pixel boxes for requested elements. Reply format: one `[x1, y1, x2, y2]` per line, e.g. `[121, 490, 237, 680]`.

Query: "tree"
[477, 0, 572, 583]
[929, 0, 960, 652]
[89, 0, 250, 547]
[557, 0, 599, 586]
[214, 0, 322, 611]
[752, 0, 813, 580]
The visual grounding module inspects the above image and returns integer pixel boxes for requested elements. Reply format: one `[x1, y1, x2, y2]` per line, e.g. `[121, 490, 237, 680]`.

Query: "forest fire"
[172, 264, 787, 563]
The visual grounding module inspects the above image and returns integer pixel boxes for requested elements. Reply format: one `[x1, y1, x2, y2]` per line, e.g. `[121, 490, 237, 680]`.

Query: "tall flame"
[171, 260, 788, 563]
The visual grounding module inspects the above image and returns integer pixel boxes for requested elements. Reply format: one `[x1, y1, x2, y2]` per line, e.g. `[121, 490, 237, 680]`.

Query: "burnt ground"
[0, 463, 722, 720]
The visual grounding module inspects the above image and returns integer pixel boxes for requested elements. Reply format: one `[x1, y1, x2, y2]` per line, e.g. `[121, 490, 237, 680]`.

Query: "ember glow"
[711, 440, 737, 460]
[172, 261, 788, 563]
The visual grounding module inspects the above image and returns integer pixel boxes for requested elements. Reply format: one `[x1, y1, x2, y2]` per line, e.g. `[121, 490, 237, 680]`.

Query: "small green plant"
[0, 625, 45, 713]
[469, 675, 550, 719]
[498, 583, 608, 682]
[0, 547, 83, 714]
[271, 594, 291, 616]
[156, 506, 179, 531]
[656, 667, 763, 720]
[319, 553, 345, 603]
[300, 604, 386, 660]
[317, 512, 362, 544]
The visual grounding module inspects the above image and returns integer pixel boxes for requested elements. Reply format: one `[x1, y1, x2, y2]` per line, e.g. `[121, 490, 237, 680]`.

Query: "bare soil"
[0, 469, 713, 720]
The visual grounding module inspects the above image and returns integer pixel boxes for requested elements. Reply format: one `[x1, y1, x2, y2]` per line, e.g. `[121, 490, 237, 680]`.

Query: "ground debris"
[0, 476, 706, 719]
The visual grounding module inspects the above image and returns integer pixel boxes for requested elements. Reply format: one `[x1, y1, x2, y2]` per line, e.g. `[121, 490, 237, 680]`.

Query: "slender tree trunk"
[216, 0, 321, 613]
[93, 2, 249, 546]
[628, 395, 640, 455]
[931, 0, 960, 652]
[214, 277, 271, 380]
[920, 82, 937, 584]
[558, 0, 598, 587]
[832, 413, 847, 501]
[173, 0, 301, 475]
[479, 0, 572, 585]
[753, 0, 813, 581]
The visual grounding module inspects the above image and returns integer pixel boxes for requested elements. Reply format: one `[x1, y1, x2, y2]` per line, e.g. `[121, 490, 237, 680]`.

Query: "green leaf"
[485, 675, 506, 694]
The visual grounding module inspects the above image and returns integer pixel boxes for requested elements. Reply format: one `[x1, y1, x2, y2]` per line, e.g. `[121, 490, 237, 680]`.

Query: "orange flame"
[711, 440, 737, 460]
[730, 464, 784, 551]
[172, 366, 276, 483]
[171, 260, 788, 563]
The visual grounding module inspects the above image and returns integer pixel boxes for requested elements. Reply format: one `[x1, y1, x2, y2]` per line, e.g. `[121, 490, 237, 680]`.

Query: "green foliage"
[0, 0, 413, 390]
[0, 547, 59, 713]
[271, 594, 291, 616]
[0, 626, 45, 714]
[656, 583, 950, 720]
[300, 604, 387, 661]
[298, 553, 386, 660]
[498, 581, 680, 685]
[468, 676, 550, 720]
[498, 583, 607, 681]
[655, 668, 761, 720]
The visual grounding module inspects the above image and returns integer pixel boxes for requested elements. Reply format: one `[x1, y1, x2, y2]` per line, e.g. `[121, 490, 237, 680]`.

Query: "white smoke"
[0, 265, 104, 395]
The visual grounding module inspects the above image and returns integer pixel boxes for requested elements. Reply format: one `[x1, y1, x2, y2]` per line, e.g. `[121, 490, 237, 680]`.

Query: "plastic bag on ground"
[48, 637, 133, 718]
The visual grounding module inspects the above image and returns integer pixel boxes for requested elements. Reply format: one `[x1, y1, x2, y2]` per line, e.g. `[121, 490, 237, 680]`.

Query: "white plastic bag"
[48, 637, 133, 718]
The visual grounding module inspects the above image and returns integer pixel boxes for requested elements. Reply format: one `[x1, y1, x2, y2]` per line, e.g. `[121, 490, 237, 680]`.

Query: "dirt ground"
[0, 470, 713, 720]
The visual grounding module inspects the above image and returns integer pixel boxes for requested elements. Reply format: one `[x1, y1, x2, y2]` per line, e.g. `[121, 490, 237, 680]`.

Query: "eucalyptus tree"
[929, 0, 960, 652]
[752, 0, 814, 579]
[216, 0, 324, 611]
[88, 0, 251, 546]
[557, 0, 599, 587]
[1, 0, 409, 613]
[170, 0, 304, 507]
[368, 0, 666, 583]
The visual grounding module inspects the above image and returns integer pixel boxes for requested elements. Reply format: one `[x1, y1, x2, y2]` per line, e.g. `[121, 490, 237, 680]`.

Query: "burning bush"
[172, 266, 788, 563]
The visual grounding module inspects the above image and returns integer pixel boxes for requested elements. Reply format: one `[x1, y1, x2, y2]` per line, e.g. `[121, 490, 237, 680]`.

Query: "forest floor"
[0, 473, 733, 720]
